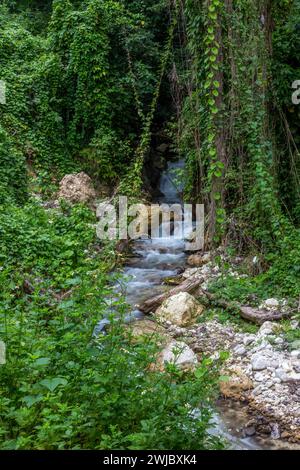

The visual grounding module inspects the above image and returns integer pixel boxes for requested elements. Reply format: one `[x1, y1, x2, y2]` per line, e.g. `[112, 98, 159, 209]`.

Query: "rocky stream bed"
[114, 160, 300, 450]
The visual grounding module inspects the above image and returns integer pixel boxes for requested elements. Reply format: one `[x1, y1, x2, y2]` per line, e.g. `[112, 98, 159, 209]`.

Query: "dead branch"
[199, 290, 291, 325]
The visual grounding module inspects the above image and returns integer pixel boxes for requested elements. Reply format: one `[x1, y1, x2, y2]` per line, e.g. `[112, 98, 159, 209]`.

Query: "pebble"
[233, 345, 247, 356]
[291, 350, 300, 358]
[274, 337, 284, 345]
[243, 335, 256, 346]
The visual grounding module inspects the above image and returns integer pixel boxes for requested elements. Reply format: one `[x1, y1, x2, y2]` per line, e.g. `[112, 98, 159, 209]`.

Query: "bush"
[0, 202, 223, 450]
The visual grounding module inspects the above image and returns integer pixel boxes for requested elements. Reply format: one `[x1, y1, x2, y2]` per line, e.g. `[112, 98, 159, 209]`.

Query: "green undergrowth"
[0, 200, 223, 450]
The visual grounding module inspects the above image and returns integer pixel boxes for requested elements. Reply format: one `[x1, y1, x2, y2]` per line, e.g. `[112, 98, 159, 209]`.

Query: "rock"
[153, 340, 198, 372]
[233, 345, 247, 356]
[243, 335, 256, 346]
[290, 320, 299, 330]
[251, 353, 279, 371]
[155, 292, 205, 327]
[258, 321, 278, 337]
[187, 252, 211, 267]
[293, 362, 300, 373]
[270, 423, 281, 440]
[291, 350, 300, 358]
[125, 319, 170, 345]
[290, 340, 300, 351]
[275, 368, 300, 383]
[275, 368, 288, 382]
[244, 426, 256, 437]
[274, 337, 284, 345]
[254, 372, 267, 383]
[264, 299, 279, 310]
[57, 172, 96, 204]
[219, 367, 253, 399]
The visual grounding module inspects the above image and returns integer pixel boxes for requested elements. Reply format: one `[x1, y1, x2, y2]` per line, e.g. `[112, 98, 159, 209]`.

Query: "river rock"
[258, 321, 278, 337]
[58, 172, 96, 204]
[155, 292, 205, 327]
[220, 367, 253, 399]
[125, 319, 170, 345]
[187, 252, 211, 267]
[153, 340, 198, 372]
[264, 299, 280, 310]
[251, 353, 279, 371]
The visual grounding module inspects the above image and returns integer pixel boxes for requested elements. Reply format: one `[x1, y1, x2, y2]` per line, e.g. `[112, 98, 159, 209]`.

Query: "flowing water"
[98, 159, 298, 450]
[122, 160, 186, 312]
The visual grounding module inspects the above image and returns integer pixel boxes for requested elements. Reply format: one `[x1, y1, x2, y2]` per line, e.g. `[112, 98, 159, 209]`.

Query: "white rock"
[274, 368, 300, 382]
[160, 341, 198, 370]
[252, 355, 269, 371]
[155, 292, 205, 327]
[233, 345, 247, 356]
[243, 335, 256, 346]
[265, 299, 279, 310]
[258, 321, 277, 337]
[251, 353, 279, 371]
[290, 320, 299, 330]
[265, 380, 274, 389]
[291, 350, 300, 358]
[274, 337, 284, 345]
[252, 385, 264, 396]
[254, 372, 267, 382]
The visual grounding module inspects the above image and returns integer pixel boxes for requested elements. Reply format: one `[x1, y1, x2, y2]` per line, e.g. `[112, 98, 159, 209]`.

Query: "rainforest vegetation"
[0, 0, 299, 451]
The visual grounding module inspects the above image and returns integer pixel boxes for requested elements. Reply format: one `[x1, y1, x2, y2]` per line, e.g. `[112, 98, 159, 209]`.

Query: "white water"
[122, 160, 187, 310]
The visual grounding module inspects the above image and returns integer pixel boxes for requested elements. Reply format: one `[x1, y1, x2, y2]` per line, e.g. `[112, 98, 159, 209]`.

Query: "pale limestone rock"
[58, 172, 96, 204]
[154, 340, 198, 372]
[155, 292, 204, 327]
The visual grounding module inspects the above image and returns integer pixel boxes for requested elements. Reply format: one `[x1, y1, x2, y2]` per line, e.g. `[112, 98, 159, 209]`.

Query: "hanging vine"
[119, 0, 180, 197]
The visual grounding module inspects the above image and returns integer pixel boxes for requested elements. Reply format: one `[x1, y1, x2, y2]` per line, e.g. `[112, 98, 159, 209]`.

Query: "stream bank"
[117, 158, 300, 450]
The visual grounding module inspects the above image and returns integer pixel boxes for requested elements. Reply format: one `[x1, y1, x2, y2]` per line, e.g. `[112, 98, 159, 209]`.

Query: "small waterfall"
[122, 159, 186, 309]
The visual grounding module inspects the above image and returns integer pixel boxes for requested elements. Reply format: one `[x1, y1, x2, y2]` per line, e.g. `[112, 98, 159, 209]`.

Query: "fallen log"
[138, 276, 204, 314]
[199, 290, 291, 325]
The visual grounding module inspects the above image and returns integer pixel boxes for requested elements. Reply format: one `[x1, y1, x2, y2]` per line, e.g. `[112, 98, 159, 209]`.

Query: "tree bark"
[199, 290, 291, 325]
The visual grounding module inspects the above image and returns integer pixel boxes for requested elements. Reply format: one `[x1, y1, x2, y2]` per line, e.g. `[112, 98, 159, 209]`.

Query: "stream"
[108, 159, 298, 450]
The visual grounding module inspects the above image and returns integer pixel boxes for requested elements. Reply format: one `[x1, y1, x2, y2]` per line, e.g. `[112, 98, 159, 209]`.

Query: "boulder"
[220, 367, 253, 399]
[57, 172, 96, 204]
[155, 292, 205, 327]
[126, 319, 170, 345]
[153, 340, 198, 372]
[187, 252, 211, 267]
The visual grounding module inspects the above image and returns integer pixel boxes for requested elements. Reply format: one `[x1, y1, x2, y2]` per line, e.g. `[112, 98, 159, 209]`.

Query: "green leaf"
[39, 377, 68, 392]
[22, 395, 44, 408]
[34, 357, 51, 367]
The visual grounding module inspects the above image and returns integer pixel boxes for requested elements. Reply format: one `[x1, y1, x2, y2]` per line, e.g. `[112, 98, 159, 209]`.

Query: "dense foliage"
[0, 202, 222, 449]
[0, 0, 299, 451]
